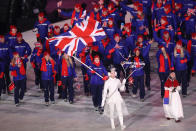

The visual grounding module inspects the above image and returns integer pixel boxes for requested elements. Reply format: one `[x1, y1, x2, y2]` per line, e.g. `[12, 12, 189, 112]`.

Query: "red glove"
[170, 67, 174, 71]
[107, 54, 112, 59]
[180, 59, 187, 64]
[91, 70, 96, 74]
[36, 33, 40, 38]
[85, 74, 89, 81]
[0, 72, 4, 78]
[57, 81, 62, 86]
[109, 48, 115, 54]
[102, 76, 108, 81]
[31, 62, 36, 68]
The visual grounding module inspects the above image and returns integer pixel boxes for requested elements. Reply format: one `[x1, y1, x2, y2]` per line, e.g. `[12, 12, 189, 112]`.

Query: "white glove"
[122, 79, 126, 85]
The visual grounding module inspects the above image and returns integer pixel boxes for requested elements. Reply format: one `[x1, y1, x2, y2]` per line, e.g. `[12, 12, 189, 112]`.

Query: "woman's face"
[170, 72, 176, 79]
[176, 44, 181, 49]
[136, 50, 140, 56]
[94, 57, 100, 63]
[110, 70, 116, 78]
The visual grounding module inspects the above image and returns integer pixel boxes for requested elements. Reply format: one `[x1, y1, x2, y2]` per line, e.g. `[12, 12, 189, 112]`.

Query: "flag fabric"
[48, 17, 106, 56]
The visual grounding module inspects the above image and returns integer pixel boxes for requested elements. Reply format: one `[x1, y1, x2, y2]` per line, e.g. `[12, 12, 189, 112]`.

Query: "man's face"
[64, 26, 68, 30]
[176, 44, 181, 49]
[161, 19, 166, 25]
[45, 54, 50, 60]
[170, 72, 176, 79]
[110, 70, 116, 78]
[94, 8, 99, 12]
[108, 20, 113, 25]
[0, 37, 5, 43]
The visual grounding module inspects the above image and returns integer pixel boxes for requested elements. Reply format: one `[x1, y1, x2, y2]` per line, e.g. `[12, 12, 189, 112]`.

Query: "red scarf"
[93, 61, 100, 67]
[159, 53, 171, 72]
[11, 59, 26, 77]
[0, 72, 4, 78]
[163, 37, 171, 47]
[164, 8, 171, 14]
[37, 49, 42, 56]
[54, 30, 60, 36]
[157, 2, 162, 8]
[40, 58, 55, 72]
[71, 9, 83, 25]
[102, 39, 110, 48]
[61, 58, 68, 76]
[134, 57, 140, 68]
[177, 49, 181, 54]
[9, 31, 16, 36]
[136, 42, 143, 48]
[108, 23, 113, 28]
[90, 12, 101, 21]
[108, 8, 116, 14]
[137, 14, 144, 20]
[185, 15, 191, 21]
[39, 18, 47, 24]
[187, 40, 192, 54]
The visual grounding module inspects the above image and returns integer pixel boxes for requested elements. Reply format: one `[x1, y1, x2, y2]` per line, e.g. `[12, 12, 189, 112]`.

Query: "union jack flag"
[48, 17, 106, 56]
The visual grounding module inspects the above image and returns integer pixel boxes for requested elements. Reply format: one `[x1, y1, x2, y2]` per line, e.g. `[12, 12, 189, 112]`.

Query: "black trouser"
[158, 72, 169, 98]
[132, 75, 145, 99]
[56, 67, 62, 95]
[42, 80, 54, 102]
[144, 62, 151, 88]
[34, 68, 41, 86]
[81, 66, 89, 94]
[176, 70, 188, 95]
[0, 77, 6, 96]
[14, 79, 26, 104]
[62, 77, 74, 102]
[187, 59, 193, 84]
[4, 64, 11, 92]
[90, 84, 103, 107]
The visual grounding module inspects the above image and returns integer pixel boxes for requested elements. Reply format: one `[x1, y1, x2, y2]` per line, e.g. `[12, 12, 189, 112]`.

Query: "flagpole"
[72, 56, 103, 79]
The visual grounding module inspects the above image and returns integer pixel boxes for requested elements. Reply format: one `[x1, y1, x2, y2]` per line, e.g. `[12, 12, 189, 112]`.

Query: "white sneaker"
[121, 125, 126, 130]
[132, 94, 137, 98]
[111, 125, 115, 130]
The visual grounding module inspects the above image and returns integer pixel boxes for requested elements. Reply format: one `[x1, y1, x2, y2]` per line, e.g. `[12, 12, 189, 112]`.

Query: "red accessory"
[164, 4, 171, 14]
[128, 77, 134, 85]
[102, 76, 108, 81]
[91, 70, 96, 74]
[134, 47, 139, 53]
[94, 4, 99, 9]
[176, 40, 182, 46]
[84, 74, 89, 81]
[0, 35, 4, 39]
[16, 32, 22, 38]
[9, 82, 15, 91]
[38, 12, 44, 17]
[158, 45, 164, 49]
[177, 49, 181, 54]
[159, 53, 171, 72]
[156, 1, 162, 8]
[134, 57, 140, 68]
[114, 33, 120, 38]
[108, 3, 114, 9]
[57, 81, 62, 86]
[90, 11, 101, 21]
[40, 58, 55, 72]
[11, 59, 26, 77]
[10, 25, 16, 30]
[180, 59, 187, 64]
[187, 40, 192, 54]
[31, 62, 36, 68]
[61, 58, 68, 76]
[137, 35, 143, 41]
[102, 38, 110, 48]
[0, 72, 4, 78]
[44, 52, 49, 57]
[75, 3, 81, 9]
[109, 48, 115, 54]
[161, 16, 168, 26]
[192, 33, 196, 38]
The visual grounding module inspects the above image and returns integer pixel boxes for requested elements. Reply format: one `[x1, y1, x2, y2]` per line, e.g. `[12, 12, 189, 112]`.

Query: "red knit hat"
[94, 55, 100, 59]
[108, 2, 114, 9]
[10, 25, 16, 30]
[176, 40, 182, 46]
[0, 35, 4, 39]
[64, 23, 69, 27]
[54, 25, 60, 29]
[124, 23, 131, 28]
[192, 32, 196, 38]
[94, 4, 99, 9]
[137, 35, 143, 40]
[102, 8, 108, 12]
[163, 31, 169, 35]
[158, 45, 164, 49]
[13, 52, 19, 56]
[134, 48, 140, 53]
[75, 3, 81, 9]
[16, 32, 22, 38]
[114, 33, 120, 38]
[38, 12, 44, 17]
[44, 52, 50, 56]
[137, 6, 143, 12]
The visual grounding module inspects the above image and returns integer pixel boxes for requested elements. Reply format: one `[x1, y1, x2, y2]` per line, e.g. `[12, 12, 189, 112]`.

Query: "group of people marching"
[0, 0, 195, 129]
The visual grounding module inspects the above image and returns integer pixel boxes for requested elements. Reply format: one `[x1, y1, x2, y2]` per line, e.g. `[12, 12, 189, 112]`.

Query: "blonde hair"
[63, 55, 73, 67]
